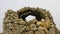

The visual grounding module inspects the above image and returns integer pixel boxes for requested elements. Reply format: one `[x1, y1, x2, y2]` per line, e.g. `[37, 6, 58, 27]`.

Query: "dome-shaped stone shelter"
[2, 7, 59, 34]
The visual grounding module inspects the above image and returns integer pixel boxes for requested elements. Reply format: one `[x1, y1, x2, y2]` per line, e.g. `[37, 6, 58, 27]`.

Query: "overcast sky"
[0, 0, 60, 33]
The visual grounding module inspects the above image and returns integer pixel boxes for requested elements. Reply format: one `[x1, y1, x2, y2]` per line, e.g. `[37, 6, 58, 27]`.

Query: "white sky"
[0, 0, 60, 33]
[25, 15, 36, 22]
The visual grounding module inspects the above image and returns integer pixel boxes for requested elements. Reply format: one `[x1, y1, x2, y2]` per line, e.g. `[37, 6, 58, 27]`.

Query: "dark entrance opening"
[18, 10, 43, 21]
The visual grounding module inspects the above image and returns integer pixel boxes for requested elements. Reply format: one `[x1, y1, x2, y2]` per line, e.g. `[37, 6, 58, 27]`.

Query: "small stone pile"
[2, 7, 59, 34]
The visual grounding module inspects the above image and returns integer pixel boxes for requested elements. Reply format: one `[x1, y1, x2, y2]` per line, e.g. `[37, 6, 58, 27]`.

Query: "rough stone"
[35, 30, 45, 34]
[1, 7, 60, 34]
[49, 27, 56, 34]
[23, 31, 34, 34]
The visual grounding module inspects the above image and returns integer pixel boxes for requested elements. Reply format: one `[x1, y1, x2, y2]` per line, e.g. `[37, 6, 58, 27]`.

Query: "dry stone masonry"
[1, 7, 60, 34]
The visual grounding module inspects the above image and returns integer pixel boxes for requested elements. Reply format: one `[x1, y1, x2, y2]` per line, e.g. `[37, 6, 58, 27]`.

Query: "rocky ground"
[1, 7, 60, 34]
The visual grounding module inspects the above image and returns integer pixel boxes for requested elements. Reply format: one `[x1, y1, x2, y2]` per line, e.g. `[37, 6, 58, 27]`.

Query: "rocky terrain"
[1, 7, 60, 34]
